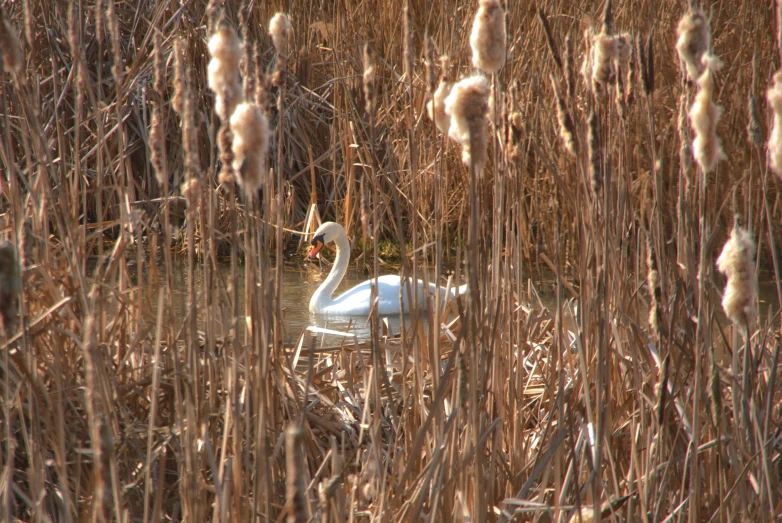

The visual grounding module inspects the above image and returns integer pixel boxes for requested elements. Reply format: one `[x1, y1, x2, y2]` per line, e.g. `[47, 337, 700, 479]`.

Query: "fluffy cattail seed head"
[507, 112, 524, 163]
[550, 75, 576, 156]
[689, 56, 726, 173]
[427, 80, 451, 134]
[716, 225, 757, 326]
[207, 24, 242, 121]
[363, 44, 376, 116]
[149, 110, 167, 188]
[231, 103, 269, 197]
[592, 32, 618, 91]
[171, 38, 186, 116]
[676, 9, 710, 83]
[470, 0, 506, 74]
[444, 75, 490, 171]
[0, 7, 23, 76]
[767, 72, 782, 178]
[269, 12, 293, 58]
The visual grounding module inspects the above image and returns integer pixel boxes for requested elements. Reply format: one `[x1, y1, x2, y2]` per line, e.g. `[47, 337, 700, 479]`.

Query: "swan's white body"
[308, 222, 467, 316]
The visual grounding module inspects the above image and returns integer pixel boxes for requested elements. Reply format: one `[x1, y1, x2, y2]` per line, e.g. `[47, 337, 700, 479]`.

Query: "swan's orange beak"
[308, 235, 324, 260]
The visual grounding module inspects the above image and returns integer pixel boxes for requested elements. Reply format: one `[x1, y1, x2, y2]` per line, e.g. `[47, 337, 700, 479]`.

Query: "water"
[165, 258, 433, 346]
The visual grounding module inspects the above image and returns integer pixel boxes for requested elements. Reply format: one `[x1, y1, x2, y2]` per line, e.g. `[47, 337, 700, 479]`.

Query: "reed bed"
[1, 0, 782, 521]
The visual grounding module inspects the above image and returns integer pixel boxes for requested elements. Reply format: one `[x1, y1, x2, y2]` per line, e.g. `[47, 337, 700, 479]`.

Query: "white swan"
[307, 222, 467, 315]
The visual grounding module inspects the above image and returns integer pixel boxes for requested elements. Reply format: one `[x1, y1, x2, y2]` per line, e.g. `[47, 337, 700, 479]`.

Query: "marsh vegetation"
[1, 0, 782, 521]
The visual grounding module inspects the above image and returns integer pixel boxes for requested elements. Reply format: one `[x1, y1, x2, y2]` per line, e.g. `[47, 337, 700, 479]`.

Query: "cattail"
[767, 72, 782, 178]
[107, 0, 122, 84]
[207, 24, 243, 122]
[747, 93, 762, 147]
[20, 217, 37, 269]
[689, 56, 725, 173]
[0, 7, 23, 76]
[230, 102, 269, 197]
[362, 44, 376, 116]
[647, 237, 661, 341]
[537, 8, 562, 75]
[153, 31, 165, 99]
[285, 425, 308, 523]
[563, 33, 576, 102]
[656, 354, 670, 426]
[507, 112, 524, 163]
[0, 241, 20, 335]
[171, 38, 186, 116]
[181, 178, 201, 208]
[592, 32, 618, 91]
[716, 225, 757, 326]
[708, 351, 722, 429]
[254, 42, 272, 111]
[428, 80, 451, 134]
[550, 75, 576, 156]
[580, 30, 594, 91]
[676, 8, 710, 83]
[269, 12, 293, 58]
[68, 2, 80, 61]
[22, 0, 32, 47]
[588, 108, 602, 194]
[403, 2, 413, 82]
[626, 37, 636, 106]
[457, 349, 468, 409]
[444, 75, 490, 171]
[470, 0, 506, 75]
[678, 92, 692, 176]
[149, 110, 167, 188]
[424, 37, 437, 95]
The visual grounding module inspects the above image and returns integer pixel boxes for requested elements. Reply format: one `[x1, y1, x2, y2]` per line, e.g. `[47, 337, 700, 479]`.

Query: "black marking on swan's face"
[308, 234, 325, 260]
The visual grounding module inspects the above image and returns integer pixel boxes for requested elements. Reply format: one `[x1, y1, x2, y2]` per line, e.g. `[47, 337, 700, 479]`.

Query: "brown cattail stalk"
[444, 75, 490, 170]
[0, 7, 23, 77]
[563, 33, 576, 102]
[0, 242, 20, 336]
[285, 425, 308, 523]
[689, 56, 725, 173]
[470, 0, 506, 74]
[588, 108, 602, 194]
[716, 224, 758, 326]
[647, 237, 662, 341]
[676, 8, 710, 83]
[537, 7, 562, 75]
[150, 32, 167, 189]
[231, 103, 269, 197]
[767, 72, 782, 178]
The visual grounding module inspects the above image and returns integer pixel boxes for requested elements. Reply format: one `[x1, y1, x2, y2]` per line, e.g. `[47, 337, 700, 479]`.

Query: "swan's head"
[307, 222, 344, 260]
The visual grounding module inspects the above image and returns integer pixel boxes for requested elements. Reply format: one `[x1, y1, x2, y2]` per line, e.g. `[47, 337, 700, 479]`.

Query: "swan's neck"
[310, 233, 350, 311]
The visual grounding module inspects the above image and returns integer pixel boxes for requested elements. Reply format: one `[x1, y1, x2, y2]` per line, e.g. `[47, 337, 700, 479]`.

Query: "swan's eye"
[311, 234, 324, 247]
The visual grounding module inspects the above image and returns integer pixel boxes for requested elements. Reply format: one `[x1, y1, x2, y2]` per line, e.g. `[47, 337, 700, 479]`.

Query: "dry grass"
[1, 0, 782, 521]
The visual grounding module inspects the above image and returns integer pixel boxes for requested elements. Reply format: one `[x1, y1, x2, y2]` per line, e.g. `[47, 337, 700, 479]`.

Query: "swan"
[307, 222, 467, 315]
